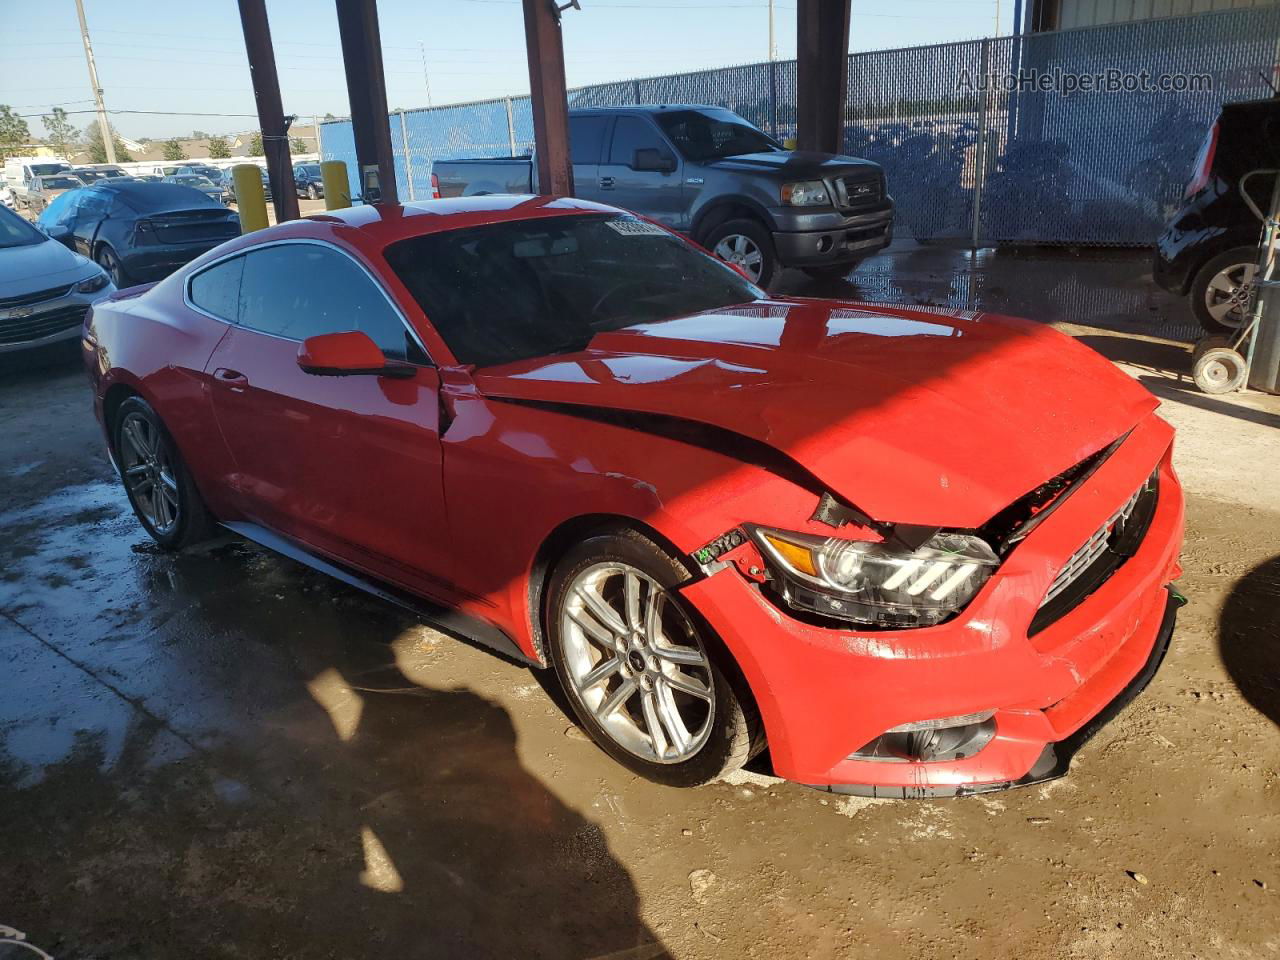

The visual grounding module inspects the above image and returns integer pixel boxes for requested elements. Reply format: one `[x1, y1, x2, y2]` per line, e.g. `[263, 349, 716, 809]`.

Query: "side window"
[608, 117, 665, 168]
[76, 191, 110, 220]
[568, 116, 608, 165]
[188, 256, 244, 322]
[237, 244, 422, 362]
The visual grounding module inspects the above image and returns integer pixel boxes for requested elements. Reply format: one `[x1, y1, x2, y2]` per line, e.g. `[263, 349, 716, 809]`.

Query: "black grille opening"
[0, 304, 88, 345]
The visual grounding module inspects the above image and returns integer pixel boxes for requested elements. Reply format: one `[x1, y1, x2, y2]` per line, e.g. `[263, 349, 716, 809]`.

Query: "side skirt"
[222, 521, 540, 669]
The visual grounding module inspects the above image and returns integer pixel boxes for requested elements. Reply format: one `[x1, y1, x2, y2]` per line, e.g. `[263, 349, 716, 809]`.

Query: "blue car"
[37, 180, 240, 288]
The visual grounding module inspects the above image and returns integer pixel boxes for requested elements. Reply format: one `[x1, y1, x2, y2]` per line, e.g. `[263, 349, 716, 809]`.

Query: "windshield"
[41, 176, 83, 189]
[384, 213, 762, 368]
[29, 163, 70, 177]
[174, 176, 215, 188]
[299, 165, 321, 175]
[74, 169, 107, 182]
[0, 205, 46, 248]
[654, 109, 781, 161]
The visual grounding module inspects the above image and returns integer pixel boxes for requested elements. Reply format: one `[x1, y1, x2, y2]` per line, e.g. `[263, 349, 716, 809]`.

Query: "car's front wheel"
[546, 528, 762, 787]
[113, 397, 215, 550]
[704, 218, 778, 290]
[308, 184, 320, 200]
[95, 245, 131, 289]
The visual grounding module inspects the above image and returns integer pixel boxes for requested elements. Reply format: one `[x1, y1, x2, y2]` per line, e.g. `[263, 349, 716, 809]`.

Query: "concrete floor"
[1, 257, 1278, 959]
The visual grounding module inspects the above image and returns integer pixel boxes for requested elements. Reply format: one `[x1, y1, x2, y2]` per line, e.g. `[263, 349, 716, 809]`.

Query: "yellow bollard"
[320, 160, 351, 210]
[783, 137, 797, 150]
[232, 164, 269, 234]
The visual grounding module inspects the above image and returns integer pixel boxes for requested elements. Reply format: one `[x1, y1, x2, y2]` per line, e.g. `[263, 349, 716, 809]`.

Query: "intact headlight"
[780, 180, 831, 206]
[749, 526, 999, 628]
[75, 270, 110, 293]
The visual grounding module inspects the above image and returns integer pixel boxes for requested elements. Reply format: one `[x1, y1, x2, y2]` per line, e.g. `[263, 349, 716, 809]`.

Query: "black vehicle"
[70, 166, 128, 184]
[35, 180, 240, 288]
[176, 164, 223, 181]
[218, 167, 273, 205]
[1154, 97, 1280, 334]
[293, 163, 325, 199]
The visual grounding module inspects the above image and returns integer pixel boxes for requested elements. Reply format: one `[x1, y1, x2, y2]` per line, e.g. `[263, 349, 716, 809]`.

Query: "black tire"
[545, 527, 763, 787]
[112, 396, 216, 550]
[801, 264, 855, 281]
[1190, 246, 1257, 335]
[95, 245, 132, 289]
[703, 217, 779, 290]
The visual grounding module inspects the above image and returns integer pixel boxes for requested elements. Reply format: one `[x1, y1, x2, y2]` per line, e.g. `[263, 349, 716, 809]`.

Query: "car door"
[596, 115, 685, 229]
[69, 190, 111, 256]
[565, 114, 609, 205]
[202, 240, 454, 598]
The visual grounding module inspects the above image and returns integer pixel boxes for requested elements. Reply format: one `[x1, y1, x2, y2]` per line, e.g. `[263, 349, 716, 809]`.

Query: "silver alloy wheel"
[119, 412, 180, 535]
[713, 233, 764, 283]
[1204, 261, 1256, 329]
[560, 562, 715, 764]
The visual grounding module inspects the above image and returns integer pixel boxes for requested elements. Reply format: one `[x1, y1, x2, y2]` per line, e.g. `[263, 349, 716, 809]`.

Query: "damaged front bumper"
[678, 414, 1185, 795]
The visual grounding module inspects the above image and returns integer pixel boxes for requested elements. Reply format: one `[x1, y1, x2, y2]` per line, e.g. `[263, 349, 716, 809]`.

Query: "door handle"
[213, 367, 248, 391]
[599, 176, 615, 189]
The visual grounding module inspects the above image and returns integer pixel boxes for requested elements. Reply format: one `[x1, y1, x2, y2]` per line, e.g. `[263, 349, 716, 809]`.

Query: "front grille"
[836, 175, 883, 208]
[0, 304, 88, 345]
[1029, 470, 1160, 635]
[0, 284, 72, 310]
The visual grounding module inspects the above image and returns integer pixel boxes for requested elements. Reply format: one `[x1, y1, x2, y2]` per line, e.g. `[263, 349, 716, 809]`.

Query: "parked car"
[1154, 97, 1279, 334]
[176, 164, 224, 181]
[37, 180, 240, 288]
[162, 173, 225, 205]
[3, 157, 72, 209]
[70, 165, 128, 184]
[0, 203, 113, 354]
[83, 195, 1184, 795]
[218, 166, 272, 205]
[293, 162, 325, 200]
[24, 173, 86, 214]
[433, 105, 894, 287]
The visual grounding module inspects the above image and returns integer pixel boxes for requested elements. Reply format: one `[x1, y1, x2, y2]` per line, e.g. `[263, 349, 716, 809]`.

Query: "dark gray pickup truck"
[433, 104, 894, 287]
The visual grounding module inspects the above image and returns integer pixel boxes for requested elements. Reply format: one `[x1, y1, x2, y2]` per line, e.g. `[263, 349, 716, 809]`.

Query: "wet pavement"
[1, 255, 1277, 958]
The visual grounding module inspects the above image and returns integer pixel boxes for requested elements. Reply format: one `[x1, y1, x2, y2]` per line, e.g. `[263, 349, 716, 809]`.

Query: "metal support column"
[971, 38, 992, 249]
[796, 0, 851, 154]
[522, 0, 574, 197]
[335, 0, 398, 205]
[237, 0, 299, 223]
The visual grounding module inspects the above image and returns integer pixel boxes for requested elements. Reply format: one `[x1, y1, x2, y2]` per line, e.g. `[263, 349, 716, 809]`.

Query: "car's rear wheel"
[96, 245, 131, 289]
[113, 397, 215, 550]
[1191, 246, 1257, 334]
[546, 528, 762, 787]
[705, 218, 777, 289]
[308, 184, 319, 200]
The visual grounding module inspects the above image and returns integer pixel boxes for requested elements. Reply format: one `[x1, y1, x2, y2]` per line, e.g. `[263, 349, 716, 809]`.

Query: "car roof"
[569, 103, 730, 118]
[206, 195, 625, 254]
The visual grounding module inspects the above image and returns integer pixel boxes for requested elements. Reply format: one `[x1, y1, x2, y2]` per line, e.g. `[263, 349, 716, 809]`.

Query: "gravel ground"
[0, 308, 1277, 958]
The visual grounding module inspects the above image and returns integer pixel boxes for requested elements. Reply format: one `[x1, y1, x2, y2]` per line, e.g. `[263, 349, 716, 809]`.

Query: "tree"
[190, 129, 209, 139]
[162, 138, 187, 161]
[41, 107, 79, 159]
[290, 136, 307, 153]
[0, 105, 31, 161]
[323, 112, 335, 121]
[248, 132, 263, 155]
[208, 135, 231, 159]
[85, 122, 133, 163]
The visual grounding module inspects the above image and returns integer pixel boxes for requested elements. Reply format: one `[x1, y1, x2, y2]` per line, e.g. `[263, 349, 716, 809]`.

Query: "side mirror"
[45, 224, 72, 246]
[297, 331, 414, 378]
[633, 148, 676, 173]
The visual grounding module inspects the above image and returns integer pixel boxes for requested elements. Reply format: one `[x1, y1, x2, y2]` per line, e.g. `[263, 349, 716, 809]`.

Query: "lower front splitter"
[805, 585, 1185, 800]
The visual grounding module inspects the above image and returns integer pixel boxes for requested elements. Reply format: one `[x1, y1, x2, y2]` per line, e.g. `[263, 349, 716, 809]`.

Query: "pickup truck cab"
[433, 105, 893, 287]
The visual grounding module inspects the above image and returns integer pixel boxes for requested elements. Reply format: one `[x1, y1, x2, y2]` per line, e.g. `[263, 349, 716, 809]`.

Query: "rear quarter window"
[188, 256, 244, 322]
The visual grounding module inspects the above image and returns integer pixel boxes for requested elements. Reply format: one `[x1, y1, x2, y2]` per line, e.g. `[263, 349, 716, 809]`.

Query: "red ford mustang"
[83, 196, 1185, 796]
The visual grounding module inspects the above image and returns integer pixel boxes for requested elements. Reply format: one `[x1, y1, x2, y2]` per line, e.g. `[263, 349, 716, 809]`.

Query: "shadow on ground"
[1219, 555, 1280, 731]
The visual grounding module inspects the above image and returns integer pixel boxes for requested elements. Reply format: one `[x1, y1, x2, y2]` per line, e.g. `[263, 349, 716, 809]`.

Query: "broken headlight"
[749, 527, 1000, 628]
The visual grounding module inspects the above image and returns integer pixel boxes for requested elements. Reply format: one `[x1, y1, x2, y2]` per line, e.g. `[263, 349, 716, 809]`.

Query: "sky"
[1, 0, 1018, 142]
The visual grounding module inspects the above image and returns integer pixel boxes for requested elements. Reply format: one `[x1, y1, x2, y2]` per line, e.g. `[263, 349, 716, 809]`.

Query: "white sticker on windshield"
[605, 218, 666, 237]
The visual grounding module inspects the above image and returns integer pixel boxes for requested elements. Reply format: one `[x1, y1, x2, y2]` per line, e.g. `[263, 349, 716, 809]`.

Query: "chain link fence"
[319, 5, 1280, 246]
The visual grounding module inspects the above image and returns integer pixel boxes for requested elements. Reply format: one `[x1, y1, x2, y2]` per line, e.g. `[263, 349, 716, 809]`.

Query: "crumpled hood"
[472, 299, 1159, 528]
[0, 238, 97, 298]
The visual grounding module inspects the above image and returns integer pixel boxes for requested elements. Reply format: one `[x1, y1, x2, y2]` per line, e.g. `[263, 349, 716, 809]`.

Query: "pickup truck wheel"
[705, 219, 777, 289]
[1191, 246, 1256, 335]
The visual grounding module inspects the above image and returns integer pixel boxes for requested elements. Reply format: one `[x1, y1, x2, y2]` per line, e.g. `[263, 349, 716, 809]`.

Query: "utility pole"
[419, 41, 433, 107]
[995, 0, 1002, 36]
[74, 0, 115, 164]
[238, 0, 300, 222]
[768, 0, 776, 61]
